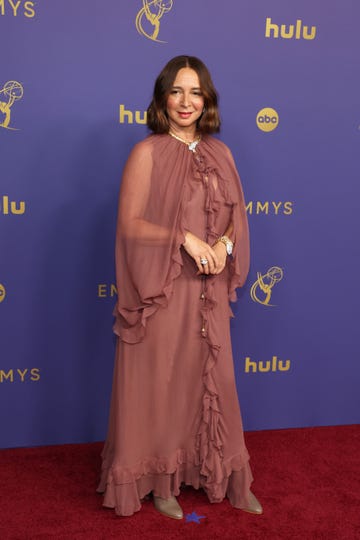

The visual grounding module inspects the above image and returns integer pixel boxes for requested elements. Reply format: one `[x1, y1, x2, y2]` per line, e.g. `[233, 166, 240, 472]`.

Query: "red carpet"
[1, 425, 359, 539]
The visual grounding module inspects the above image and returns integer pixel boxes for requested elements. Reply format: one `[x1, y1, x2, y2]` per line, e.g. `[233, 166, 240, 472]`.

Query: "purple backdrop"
[1, 1, 359, 448]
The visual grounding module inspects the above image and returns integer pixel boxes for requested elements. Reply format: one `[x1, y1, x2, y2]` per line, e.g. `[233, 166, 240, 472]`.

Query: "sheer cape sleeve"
[113, 135, 249, 344]
[112, 136, 186, 343]
[220, 143, 250, 301]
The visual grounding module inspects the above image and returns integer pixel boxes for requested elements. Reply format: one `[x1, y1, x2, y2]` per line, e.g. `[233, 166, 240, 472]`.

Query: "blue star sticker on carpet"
[185, 511, 206, 524]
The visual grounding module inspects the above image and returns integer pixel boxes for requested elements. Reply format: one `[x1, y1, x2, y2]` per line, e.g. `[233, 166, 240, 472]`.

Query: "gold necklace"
[168, 131, 201, 153]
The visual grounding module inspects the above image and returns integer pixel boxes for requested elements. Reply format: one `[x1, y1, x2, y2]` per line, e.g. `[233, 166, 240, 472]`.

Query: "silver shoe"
[153, 495, 183, 520]
[241, 491, 263, 515]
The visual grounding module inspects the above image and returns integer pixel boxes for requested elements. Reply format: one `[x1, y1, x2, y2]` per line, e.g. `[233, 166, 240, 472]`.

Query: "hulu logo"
[1, 195, 25, 215]
[244, 356, 291, 374]
[265, 17, 316, 40]
[119, 105, 147, 125]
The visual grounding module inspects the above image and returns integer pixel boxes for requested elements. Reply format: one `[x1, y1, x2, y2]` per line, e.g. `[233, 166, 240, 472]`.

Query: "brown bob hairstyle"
[147, 55, 220, 134]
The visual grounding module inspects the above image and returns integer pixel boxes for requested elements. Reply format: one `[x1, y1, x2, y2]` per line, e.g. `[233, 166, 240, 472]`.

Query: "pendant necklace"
[168, 131, 201, 153]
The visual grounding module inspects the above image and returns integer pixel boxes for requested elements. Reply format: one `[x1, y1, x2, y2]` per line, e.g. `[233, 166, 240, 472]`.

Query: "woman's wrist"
[215, 235, 233, 255]
[182, 230, 190, 246]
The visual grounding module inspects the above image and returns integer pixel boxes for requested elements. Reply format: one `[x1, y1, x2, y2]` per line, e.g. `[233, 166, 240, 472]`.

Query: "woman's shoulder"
[203, 135, 235, 161]
[125, 135, 156, 165]
[130, 134, 153, 153]
[124, 134, 174, 174]
[130, 134, 168, 157]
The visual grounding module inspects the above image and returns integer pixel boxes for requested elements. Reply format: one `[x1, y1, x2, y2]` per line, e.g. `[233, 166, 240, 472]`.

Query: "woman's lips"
[178, 112, 192, 119]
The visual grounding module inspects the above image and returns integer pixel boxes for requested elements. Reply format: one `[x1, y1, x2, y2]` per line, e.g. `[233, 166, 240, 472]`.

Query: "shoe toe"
[153, 495, 183, 520]
[242, 491, 263, 515]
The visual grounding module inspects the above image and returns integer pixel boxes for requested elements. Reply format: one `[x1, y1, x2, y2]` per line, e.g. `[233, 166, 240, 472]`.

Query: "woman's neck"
[168, 124, 198, 143]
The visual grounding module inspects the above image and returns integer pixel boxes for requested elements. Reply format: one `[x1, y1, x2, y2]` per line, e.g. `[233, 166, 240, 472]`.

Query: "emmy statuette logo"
[0, 283, 6, 303]
[136, 0, 173, 43]
[0, 80, 24, 130]
[256, 108, 279, 132]
[250, 266, 284, 306]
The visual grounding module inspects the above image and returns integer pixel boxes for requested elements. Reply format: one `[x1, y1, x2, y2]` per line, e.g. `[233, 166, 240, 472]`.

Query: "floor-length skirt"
[97, 249, 254, 516]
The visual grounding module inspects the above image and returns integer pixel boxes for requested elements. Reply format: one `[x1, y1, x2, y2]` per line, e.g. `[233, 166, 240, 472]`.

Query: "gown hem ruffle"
[97, 448, 253, 517]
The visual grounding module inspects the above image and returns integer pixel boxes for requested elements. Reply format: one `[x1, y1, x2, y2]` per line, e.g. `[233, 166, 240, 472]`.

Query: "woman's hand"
[211, 241, 227, 275]
[182, 232, 219, 275]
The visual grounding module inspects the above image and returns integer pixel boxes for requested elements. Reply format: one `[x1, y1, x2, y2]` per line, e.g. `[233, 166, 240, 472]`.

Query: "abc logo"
[256, 108, 279, 132]
[0, 283, 6, 303]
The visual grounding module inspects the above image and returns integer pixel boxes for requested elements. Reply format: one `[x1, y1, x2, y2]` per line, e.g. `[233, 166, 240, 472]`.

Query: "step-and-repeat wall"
[1, 1, 359, 448]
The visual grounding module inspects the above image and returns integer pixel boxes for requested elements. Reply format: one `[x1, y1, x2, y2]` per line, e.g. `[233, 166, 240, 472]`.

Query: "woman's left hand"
[211, 241, 227, 275]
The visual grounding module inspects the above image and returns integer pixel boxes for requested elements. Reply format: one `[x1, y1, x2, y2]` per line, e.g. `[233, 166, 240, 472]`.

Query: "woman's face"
[166, 67, 204, 134]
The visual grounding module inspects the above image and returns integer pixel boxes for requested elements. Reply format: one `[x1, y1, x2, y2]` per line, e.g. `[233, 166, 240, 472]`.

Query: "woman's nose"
[180, 93, 190, 107]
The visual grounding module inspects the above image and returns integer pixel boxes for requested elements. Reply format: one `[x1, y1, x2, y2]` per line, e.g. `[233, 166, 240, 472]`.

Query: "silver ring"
[200, 258, 208, 265]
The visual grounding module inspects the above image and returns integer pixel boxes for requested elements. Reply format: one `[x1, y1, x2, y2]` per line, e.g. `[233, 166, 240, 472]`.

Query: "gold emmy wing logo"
[136, 0, 173, 43]
[256, 107, 279, 132]
[0, 80, 24, 130]
[0, 283, 6, 303]
[250, 266, 284, 306]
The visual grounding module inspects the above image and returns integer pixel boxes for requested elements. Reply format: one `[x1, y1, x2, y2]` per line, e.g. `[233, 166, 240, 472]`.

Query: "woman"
[97, 55, 262, 519]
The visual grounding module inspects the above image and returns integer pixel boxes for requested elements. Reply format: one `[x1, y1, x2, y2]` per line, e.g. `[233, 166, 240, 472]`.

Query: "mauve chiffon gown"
[97, 134, 253, 516]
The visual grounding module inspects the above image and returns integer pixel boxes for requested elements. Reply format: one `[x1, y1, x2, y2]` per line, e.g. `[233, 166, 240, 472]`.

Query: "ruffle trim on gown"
[191, 146, 252, 504]
[191, 145, 246, 303]
[97, 445, 253, 516]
